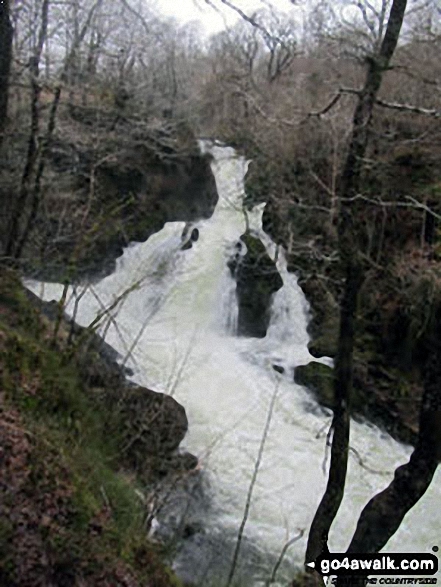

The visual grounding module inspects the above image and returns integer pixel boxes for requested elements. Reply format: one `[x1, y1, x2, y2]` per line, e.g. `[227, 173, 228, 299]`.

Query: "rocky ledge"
[1, 108, 218, 283]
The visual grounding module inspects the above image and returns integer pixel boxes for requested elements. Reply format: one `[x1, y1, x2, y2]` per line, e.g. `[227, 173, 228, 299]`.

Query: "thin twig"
[266, 529, 305, 586]
[349, 446, 390, 476]
[375, 97, 441, 118]
[225, 380, 280, 587]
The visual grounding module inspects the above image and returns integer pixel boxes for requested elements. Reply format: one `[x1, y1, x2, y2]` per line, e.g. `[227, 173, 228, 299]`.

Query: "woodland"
[1, 0, 441, 586]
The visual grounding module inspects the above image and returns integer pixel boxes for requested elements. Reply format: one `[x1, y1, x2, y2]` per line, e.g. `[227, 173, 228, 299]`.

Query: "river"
[26, 142, 441, 586]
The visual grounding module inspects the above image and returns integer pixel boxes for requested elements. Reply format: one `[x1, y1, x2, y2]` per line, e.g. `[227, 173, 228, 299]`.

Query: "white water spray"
[26, 143, 441, 585]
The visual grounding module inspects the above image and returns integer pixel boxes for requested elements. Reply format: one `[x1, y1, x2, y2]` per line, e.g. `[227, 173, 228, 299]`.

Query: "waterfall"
[25, 142, 441, 586]
[220, 265, 239, 335]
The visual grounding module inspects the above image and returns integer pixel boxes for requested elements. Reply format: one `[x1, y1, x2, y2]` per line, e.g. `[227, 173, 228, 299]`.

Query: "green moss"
[294, 361, 335, 409]
[0, 269, 182, 587]
[308, 331, 338, 358]
[0, 519, 13, 553]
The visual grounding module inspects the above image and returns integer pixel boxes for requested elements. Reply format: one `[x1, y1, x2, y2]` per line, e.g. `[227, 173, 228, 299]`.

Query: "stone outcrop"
[228, 232, 283, 338]
[106, 385, 190, 477]
[294, 361, 335, 410]
[181, 226, 200, 251]
[298, 276, 340, 359]
[24, 287, 196, 478]
[3, 110, 218, 282]
[77, 333, 196, 479]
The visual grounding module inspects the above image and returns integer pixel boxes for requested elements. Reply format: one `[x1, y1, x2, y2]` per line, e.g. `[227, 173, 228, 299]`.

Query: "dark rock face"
[98, 146, 218, 226]
[228, 232, 283, 338]
[79, 147, 216, 281]
[294, 361, 335, 410]
[181, 226, 200, 251]
[76, 334, 191, 476]
[300, 276, 340, 359]
[17, 117, 218, 282]
[76, 335, 191, 477]
[107, 385, 189, 475]
[26, 290, 195, 478]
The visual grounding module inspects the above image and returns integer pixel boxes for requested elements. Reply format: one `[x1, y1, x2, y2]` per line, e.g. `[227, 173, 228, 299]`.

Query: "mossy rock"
[228, 232, 283, 338]
[300, 277, 339, 343]
[294, 361, 334, 409]
[106, 385, 189, 474]
[18, 119, 218, 282]
[308, 329, 338, 358]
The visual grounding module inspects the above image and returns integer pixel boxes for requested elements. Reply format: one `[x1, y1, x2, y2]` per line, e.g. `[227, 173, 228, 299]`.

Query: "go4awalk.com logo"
[307, 552, 438, 580]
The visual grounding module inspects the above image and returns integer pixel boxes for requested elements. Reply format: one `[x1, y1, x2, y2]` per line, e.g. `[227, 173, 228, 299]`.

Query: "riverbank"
[1, 104, 218, 283]
[240, 132, 441, 447]
[0, 268, 196, 587]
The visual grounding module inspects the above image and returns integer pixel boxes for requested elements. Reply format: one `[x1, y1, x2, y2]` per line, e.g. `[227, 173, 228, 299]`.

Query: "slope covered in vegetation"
[0, 269, 193, 587]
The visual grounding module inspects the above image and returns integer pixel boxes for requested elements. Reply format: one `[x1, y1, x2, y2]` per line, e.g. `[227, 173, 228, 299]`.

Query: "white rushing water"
[26, 143, 441, 585]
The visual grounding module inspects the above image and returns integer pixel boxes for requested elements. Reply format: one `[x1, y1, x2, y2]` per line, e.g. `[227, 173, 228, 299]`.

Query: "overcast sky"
[155, 0, 296, 35]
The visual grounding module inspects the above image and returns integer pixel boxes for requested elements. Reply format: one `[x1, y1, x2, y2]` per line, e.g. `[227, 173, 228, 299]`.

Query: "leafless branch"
[308, 93, 343, 118]
[375, 97, 441, 117]
[226, 380, 280, 587]
[88, 286, 134, 364]
[204, 0, 285, 45]
[118, 0, 150, 35]
[308, 88, 360, 118]
[235, 89, 300, 127]
[342, 194, 441, 221]
[349, 446, 391, 476]
[266, 529, 305, 586]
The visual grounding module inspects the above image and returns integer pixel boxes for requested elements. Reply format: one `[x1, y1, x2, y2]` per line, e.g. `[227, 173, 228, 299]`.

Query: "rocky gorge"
[3, 129, 441, 586]
[0, 105, 219, 586]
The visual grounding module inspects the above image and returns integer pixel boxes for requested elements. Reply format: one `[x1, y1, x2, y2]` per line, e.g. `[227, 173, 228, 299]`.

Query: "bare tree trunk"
[305, 262, 363, 565]
[14, 85, 62, 259]
[335, 339, 440, 587]
[305, 0, 408, 569]
[4, 0, 50, 260]
[4, 0, 103, 261]
[0, 0, 13, 148]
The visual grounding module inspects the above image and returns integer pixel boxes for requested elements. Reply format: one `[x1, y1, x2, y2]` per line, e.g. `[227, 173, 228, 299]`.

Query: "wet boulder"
[294, 361, 334, 409]
[106, 384, 189, 475]
[228, 232, 283, 338]
[300, 276, 339, 359]
[181, 226, 200, 251]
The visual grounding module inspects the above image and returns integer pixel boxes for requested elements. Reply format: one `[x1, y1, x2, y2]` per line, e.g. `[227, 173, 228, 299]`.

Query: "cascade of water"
[219, 264, 239, 335]
[26, 142, 441, 586]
